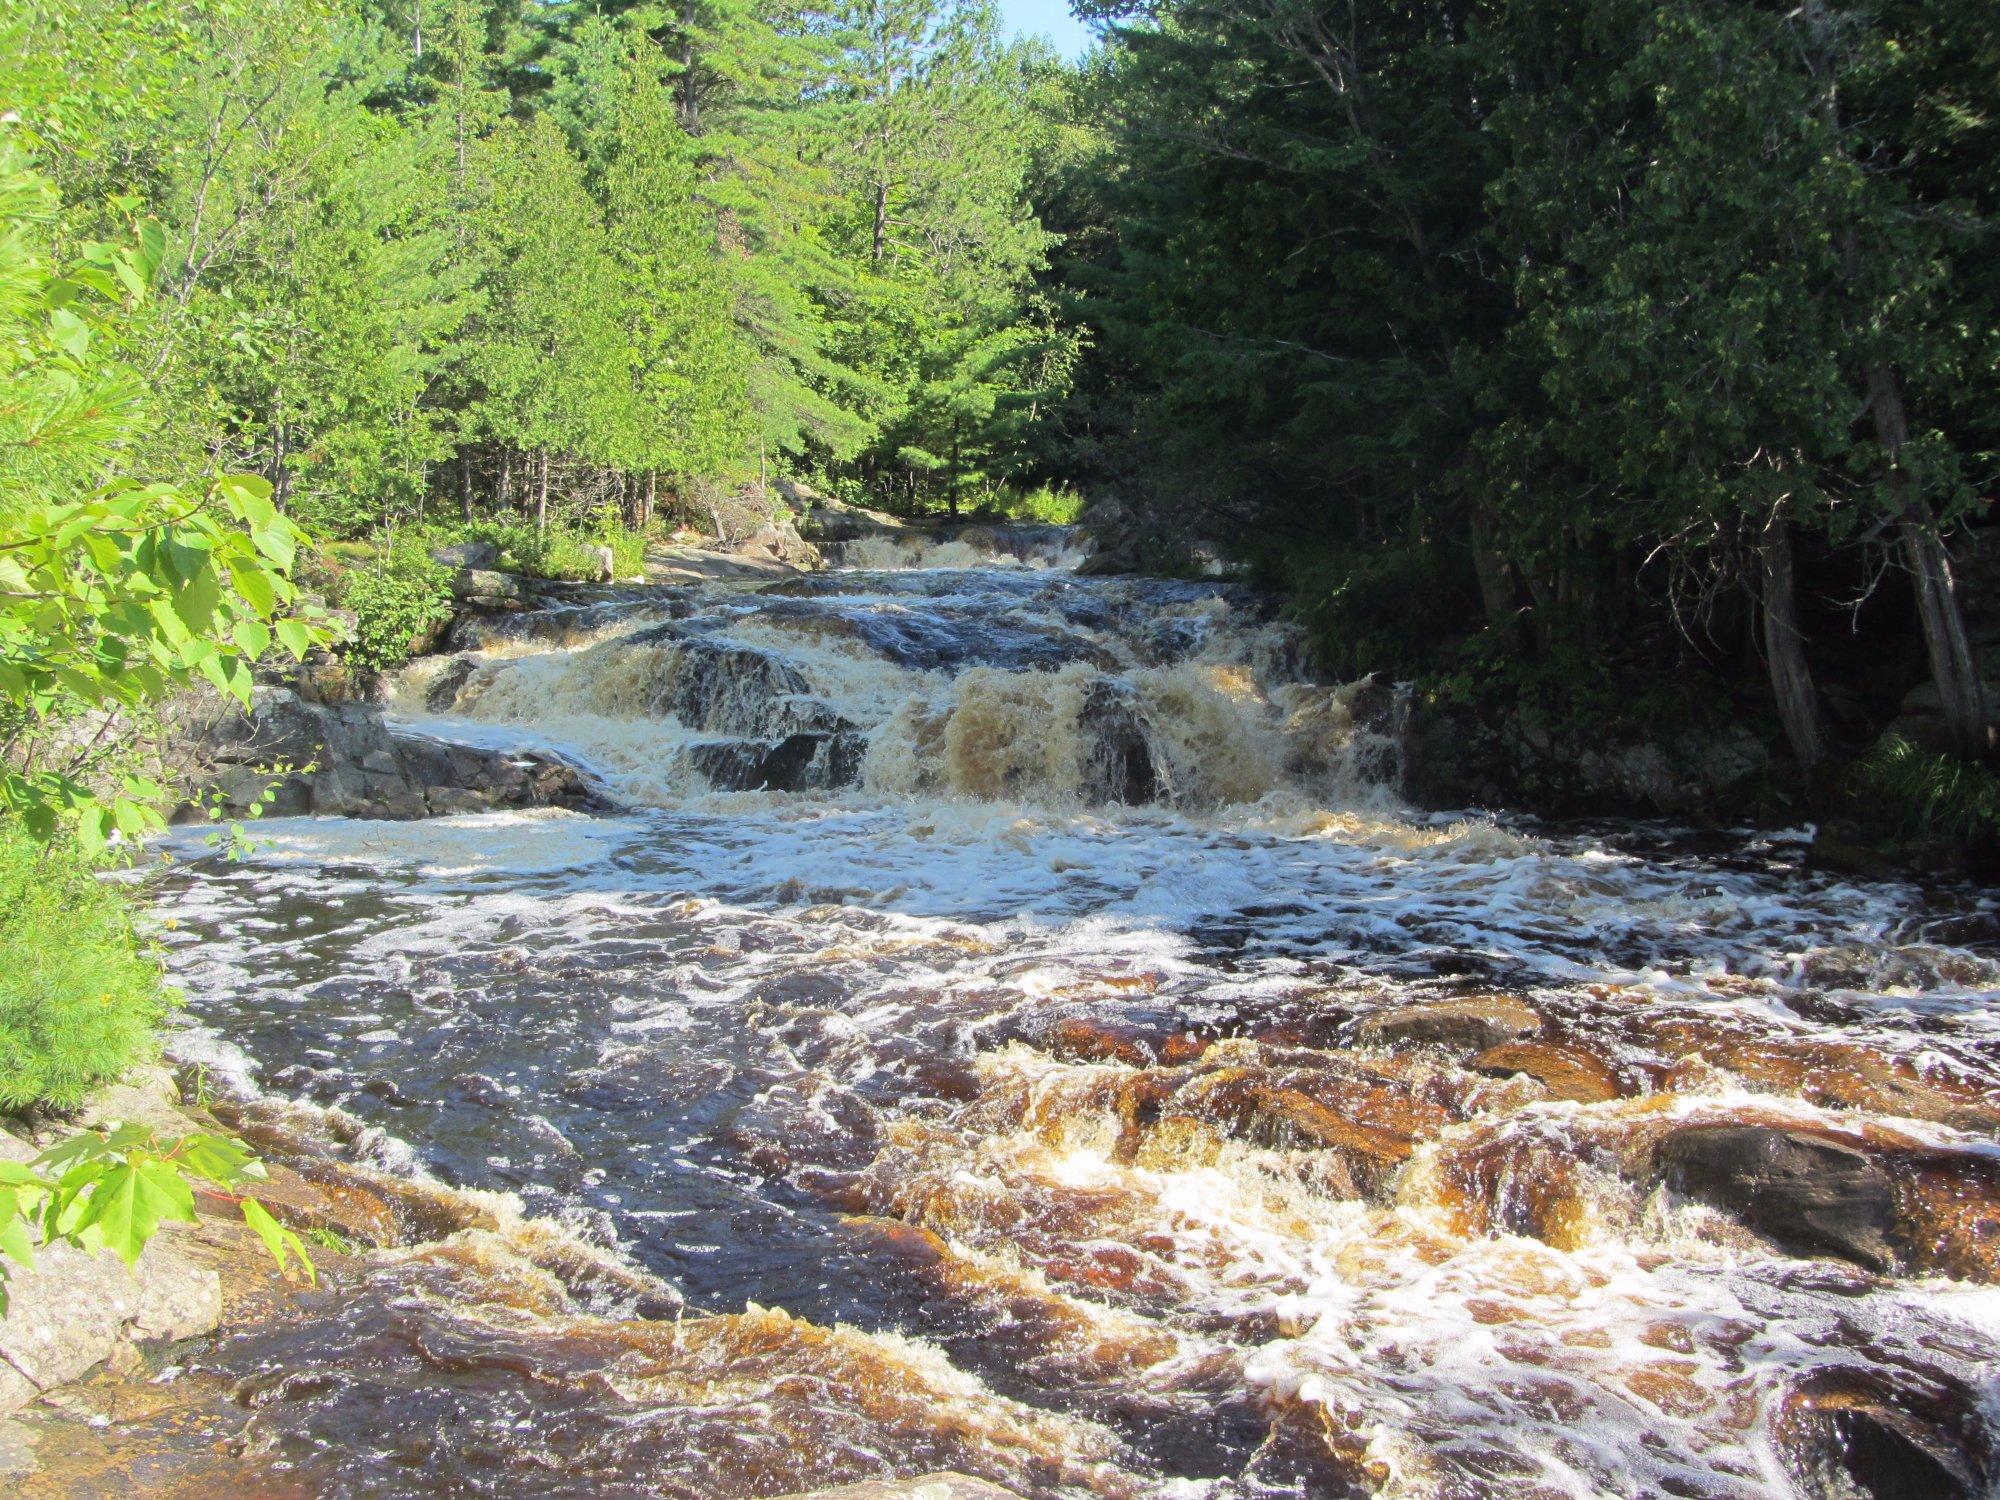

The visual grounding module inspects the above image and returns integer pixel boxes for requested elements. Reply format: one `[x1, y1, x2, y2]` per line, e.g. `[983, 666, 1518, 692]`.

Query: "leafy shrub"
[0, 1123, 314, 1301]
[1853, 737, 2000, 843]
[414, 512, 647, 582]
[342, 541, 454, 672]
[0, 824, 166, 1112]
[991, 483, 1085, 524]
[594, 506, 649, 577]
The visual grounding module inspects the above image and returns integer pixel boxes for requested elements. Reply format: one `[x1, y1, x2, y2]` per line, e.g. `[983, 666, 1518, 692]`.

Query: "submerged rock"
[773, 1476, 1022, 1500]
[1353, 996, 1542, 1054]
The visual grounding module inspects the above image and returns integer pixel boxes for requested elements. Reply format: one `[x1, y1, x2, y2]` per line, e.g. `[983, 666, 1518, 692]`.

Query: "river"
[138, 528, 2000, 1498]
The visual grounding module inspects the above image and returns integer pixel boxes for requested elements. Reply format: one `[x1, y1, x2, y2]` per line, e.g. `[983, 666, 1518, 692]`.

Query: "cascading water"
[87, 525, 2000, 1498]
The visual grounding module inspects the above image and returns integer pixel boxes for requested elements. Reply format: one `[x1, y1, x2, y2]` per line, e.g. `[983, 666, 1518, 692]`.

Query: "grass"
[0, 823, 168, 1113]
[1853, 736, 2000, 844]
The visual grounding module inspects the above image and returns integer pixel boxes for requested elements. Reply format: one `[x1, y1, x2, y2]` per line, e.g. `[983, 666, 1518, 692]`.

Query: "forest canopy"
[4, 0, 1997, 783]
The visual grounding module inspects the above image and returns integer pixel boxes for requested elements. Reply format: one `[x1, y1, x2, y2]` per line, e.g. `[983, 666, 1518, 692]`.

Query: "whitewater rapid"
[138, 529, 2000, 1499]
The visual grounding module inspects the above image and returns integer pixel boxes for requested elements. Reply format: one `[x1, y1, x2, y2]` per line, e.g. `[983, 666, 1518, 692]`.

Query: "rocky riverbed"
[26, 525, 1998, 1498]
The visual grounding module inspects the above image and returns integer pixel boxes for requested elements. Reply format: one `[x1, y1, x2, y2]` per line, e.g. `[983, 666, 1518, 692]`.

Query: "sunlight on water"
[142, 526, 2000, 1498]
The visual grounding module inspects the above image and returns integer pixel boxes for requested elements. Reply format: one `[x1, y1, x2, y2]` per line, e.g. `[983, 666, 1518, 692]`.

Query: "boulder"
[0, 1120, 223, 1416]
[1076, 679, 1163, 804]
[1473, 1041, 1623, 1103]
[178, 686, 601, 821]
[629, 629, 851, 739]
[730, 511, 821, 568]
[430, 539, 501, 571]
[1654, 1124, 1897, 1271]
[450, 568, 531, 607]
[592, 544, 616, 582]
[1354, 996, 1541, 1054]
[684, 731, 868, 793]
[425, 655, 480, 712]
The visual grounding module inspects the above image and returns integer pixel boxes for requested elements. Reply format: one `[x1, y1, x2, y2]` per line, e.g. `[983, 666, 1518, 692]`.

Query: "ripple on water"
[134, 545, 2000, 1498]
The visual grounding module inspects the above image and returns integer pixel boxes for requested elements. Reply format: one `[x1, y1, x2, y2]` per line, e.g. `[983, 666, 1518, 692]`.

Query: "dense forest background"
[8, 0, 2000, 794]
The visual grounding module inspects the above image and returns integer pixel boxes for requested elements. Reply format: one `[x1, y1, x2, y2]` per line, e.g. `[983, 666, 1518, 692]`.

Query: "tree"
[0, 134, 319, 845]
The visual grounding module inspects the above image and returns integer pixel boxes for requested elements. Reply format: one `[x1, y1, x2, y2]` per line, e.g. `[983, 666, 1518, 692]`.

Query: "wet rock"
[451, 567, 531, 607]
[425, 655, 479, 712]
[1039, 1011, 1218, 1068]
[773, 1473, 1024, 1499]
[1655, 1125, 1897, 1272]
[1077, 679, 1163, 805]
[684, 730, 867, 793]
[1780, 1375, 1988, 1500]
[626, 629, 850, 738]
[1354, 996, 1542, 1055]
[1473, 1041, 1622, 1104]
[176, 686, 601, 821]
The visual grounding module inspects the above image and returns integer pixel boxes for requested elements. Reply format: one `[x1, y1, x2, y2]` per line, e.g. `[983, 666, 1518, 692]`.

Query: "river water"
[139, 530, 2000, 1499]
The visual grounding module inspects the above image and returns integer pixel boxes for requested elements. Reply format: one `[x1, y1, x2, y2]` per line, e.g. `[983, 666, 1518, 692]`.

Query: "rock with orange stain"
[1472, 1041, 1624, 1104]
[1882, 1150, 2000, 1283]
[1352, 996, 1542, 1054]
[1777, 1372, 1986, 1500]
[1427, 1127, 1598, 1250]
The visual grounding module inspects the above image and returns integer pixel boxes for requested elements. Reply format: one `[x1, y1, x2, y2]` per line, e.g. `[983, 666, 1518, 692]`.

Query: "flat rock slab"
[772, 1477, 1021, 1500]
[1353, 996, 1542, 1053]
[646, 546, 802, 583]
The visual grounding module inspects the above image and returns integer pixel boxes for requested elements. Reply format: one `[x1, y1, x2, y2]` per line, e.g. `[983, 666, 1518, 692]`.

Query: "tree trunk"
[1468, 504, 1522, 646]
[458, 455, 473, 521]
[643, 470, 656, 531]
[1902, 517, 1988, 755]
[1758, 501, 1823, 769]
[948, 417, 961, 519]
[1801, 0, 1988, 756]
[499, 449, 513, 511]
[270, 418, 290, 512]
[536, 450, 550, 533]
[1865, 361, 1988, 754]
[872, 182, 889, 264]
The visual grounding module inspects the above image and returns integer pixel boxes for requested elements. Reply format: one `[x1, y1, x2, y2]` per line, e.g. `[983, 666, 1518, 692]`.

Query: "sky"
[998, 0, 1096, 59]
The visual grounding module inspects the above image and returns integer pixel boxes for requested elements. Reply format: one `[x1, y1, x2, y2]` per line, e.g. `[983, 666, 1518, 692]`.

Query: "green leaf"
[274, 618, 313, 659]
[175, 1134, 256, 1187]
[241, 1198, 316, 1284]
[228, 559, 278, 618]
[72, 1156, 194, 1263]
[48, 308, 89, 360]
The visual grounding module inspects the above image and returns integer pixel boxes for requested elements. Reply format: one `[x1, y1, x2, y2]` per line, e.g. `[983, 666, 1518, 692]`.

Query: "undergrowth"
[0, 823, 167, 1113]
[1852, 737, 2000, 844]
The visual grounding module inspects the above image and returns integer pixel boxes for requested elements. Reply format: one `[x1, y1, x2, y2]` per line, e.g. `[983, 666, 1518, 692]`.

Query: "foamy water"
[141, 527, 2000, 1498]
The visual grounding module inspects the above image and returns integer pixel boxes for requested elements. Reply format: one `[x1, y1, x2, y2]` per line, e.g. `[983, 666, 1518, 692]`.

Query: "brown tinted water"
[127, 533, 2000, 1498]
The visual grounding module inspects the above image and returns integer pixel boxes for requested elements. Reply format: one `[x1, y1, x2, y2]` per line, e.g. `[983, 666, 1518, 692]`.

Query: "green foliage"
[0, 1122, 313, 1303]
[0, 133, 322, 848]
[340, 542, 453, 673]
[1853, 738, 2000, 845]
[988, 483, 1084, 524]
[0, 823, 164, 1113]
[1269, 542, 1474, 683]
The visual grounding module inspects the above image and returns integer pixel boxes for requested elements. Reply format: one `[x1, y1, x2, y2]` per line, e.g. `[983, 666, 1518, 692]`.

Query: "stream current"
[136, 529, 2000, 1499]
